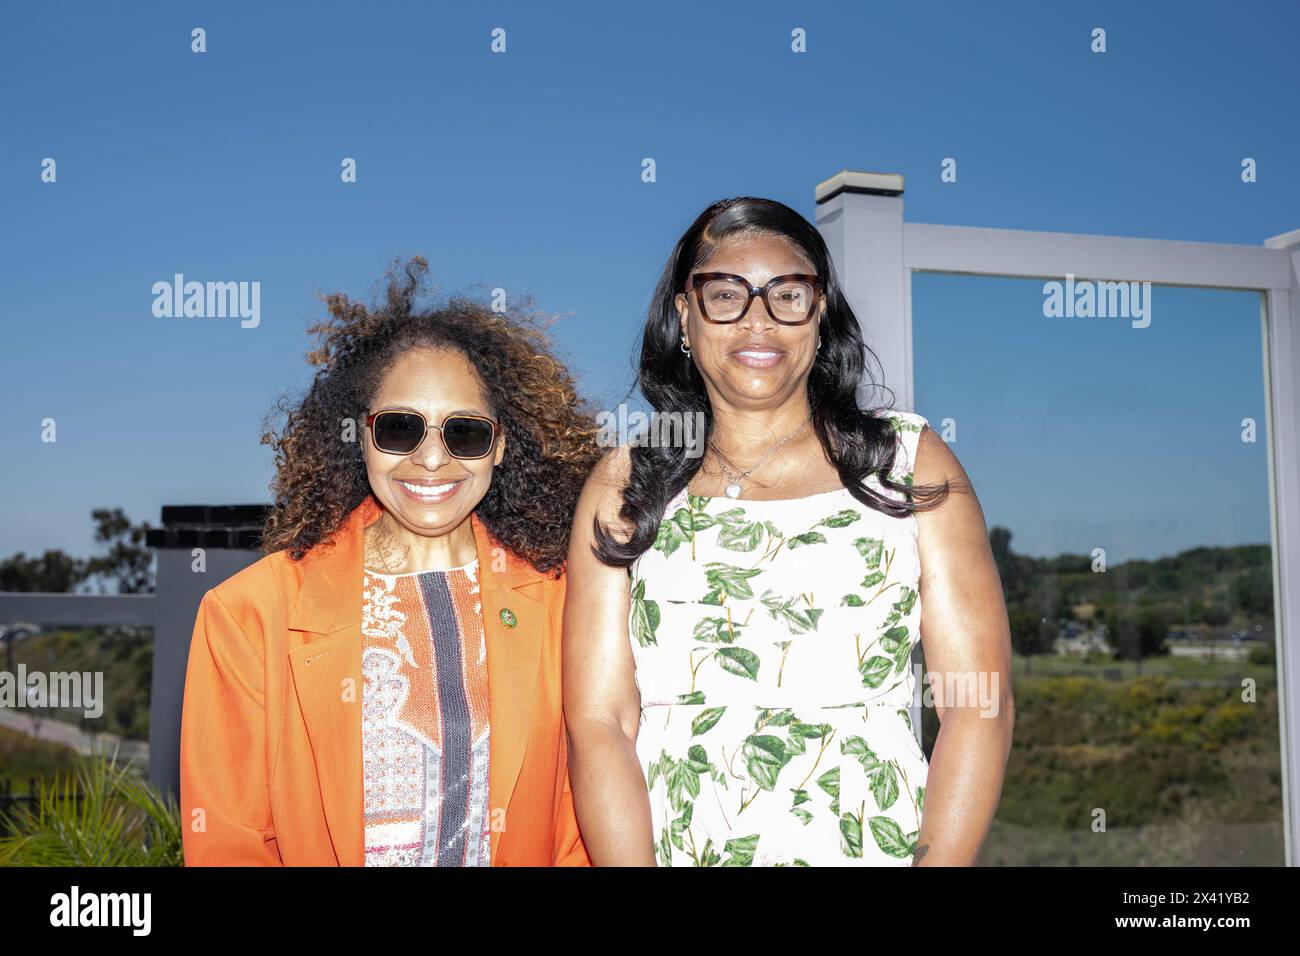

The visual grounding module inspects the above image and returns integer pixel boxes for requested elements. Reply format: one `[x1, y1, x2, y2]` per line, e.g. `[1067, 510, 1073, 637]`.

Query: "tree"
[989, 526, 1018, 596]
[1136, 608, 1171, 657]
[1231, 566, 1273, 617]
[0, 550, 87, 592]
[1009, 609, 1044, 656]
[85, 509, 155, 594]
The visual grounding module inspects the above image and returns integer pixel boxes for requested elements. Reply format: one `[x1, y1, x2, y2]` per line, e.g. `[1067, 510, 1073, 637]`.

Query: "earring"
[816, 335, 822, 350]
[680, 335, 691, 355]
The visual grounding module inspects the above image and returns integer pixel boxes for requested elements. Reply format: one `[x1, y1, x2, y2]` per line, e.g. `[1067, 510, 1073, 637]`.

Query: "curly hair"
[260, 256, 602, 575]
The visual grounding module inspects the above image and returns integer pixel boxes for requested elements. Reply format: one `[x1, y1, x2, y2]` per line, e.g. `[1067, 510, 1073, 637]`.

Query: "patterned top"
[360, 558, 491, 866]
[627, 409, 929, 866]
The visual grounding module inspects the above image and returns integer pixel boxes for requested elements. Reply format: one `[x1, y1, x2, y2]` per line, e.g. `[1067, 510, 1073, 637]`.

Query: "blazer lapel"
[472, 511, 547, 864]
[286, 495, 378, 867]
[285, 495, 547, 867]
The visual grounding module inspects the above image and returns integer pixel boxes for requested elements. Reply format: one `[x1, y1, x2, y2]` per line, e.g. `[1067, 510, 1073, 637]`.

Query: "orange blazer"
[179, 494, 589, 866]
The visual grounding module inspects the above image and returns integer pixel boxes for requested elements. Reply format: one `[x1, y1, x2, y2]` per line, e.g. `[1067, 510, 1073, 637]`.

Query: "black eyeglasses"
[688, 272, 822, 325]
[365, 411, 499, 459]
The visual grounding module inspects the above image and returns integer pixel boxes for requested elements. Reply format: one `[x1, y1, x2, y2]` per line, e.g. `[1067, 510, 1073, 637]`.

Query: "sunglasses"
[365, 410, 500, 459]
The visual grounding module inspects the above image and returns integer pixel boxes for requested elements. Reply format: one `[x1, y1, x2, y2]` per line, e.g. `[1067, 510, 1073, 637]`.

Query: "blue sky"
[1, 0, 1295, 566]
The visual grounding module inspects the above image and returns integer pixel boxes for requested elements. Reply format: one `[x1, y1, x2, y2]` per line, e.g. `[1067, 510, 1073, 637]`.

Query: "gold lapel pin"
[499, 607, 517, 628]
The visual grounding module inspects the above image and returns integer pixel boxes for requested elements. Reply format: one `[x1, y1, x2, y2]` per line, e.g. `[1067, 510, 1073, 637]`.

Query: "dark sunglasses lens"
[442, 417, 495, 458]
[373, 412, 425, 454]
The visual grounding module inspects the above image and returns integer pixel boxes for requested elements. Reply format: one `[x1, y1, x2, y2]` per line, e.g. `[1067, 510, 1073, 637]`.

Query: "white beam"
[905, 222, 1295, 291]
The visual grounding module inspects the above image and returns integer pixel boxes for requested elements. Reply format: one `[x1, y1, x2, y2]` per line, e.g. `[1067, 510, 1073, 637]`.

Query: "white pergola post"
[814, 172, 913, 412]
[1263, 228, 1300, 869]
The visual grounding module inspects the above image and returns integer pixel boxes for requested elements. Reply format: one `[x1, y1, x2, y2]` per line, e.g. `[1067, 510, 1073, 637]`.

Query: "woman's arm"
[912, 426, 1015, 866]
[179, 589, 284, 866]
[562, 447, 657, 865]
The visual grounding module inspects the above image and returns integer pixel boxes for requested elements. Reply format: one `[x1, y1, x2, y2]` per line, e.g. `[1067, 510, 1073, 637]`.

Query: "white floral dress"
[628, 410, 930, 866]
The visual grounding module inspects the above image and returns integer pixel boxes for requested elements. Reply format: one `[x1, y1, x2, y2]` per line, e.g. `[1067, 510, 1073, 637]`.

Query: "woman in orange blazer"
[179, 257, 601, 866]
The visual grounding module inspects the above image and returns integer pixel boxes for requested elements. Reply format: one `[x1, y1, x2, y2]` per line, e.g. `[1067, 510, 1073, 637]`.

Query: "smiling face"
[675, 231, 826, 412]
[363, 347, 504, 539]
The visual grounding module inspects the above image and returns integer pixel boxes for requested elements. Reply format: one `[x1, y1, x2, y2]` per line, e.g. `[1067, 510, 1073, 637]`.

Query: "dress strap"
[877, 409, 930, 486]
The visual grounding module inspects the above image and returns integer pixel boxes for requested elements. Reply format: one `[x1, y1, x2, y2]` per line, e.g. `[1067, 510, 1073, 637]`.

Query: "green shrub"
[0, 748, 182, 866]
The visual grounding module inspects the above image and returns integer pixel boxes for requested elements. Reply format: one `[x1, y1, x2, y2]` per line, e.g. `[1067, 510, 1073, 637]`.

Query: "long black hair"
[592, 196, 950, 567]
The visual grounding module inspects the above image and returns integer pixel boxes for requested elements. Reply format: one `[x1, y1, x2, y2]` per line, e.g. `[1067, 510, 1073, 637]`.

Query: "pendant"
[725, 483, 742, 499]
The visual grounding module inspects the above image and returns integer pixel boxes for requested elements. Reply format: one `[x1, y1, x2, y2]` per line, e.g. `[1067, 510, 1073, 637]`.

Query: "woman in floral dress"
[564, 197, 1015, 866]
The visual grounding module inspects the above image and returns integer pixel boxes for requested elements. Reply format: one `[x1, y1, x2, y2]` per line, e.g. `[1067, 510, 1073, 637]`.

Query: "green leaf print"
[892, 639, 913, 674]
[917, 785, 926, 814]
[755, 708, 796, 728]
[629, 577, 660, 647]
[841, 593, 865, 607]
[686, 744, 710, 773]
[679, 500, 721, 534]
[791, 780, 818, 824]
[853, 536, 885, 566]
[714, 646, 760, 681]
[870, 762, 900, 811]
[816, 766, 839, 799]
[691, 707, 726, 736]
[880, 625, 909, 655]
[859, 570, 886, 589]
[676, 691, 706, 705]
[653, 515, 690, 556]
[819, 509, 861, 529]
[783, 732, 808, 759]
[646, 751, 667, 790]
[761, 594, 824, 635]
[884, 587, 919, 674]
[839, 813, 864, 858]
[664, 760, 697, 812]
[842, 735, 899, 808]
[692, 616, 742, 643]
[717, 521, 763, 552]
[657, 828, 672, 866]
[859, 655, 893, 688]
[789, 720, 832, 740]
[869, 816, 915, 859]
[721, 834, 761, 866]
[742, 734, 788, 791]
[669, 801, 693, 850]
[703, 562, 764, 601]
[786, 531, 827, 549]
[697, 839, 722, 867]
[663, 748, 710, 813]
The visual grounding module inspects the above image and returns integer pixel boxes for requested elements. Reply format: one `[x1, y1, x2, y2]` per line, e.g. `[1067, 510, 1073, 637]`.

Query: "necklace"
[708, 415, 812, 499]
